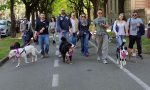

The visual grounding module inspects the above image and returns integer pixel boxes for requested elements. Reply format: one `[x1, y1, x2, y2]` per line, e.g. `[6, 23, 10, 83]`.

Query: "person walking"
[127, 11, 144, 59]
[78, 13, 90, 57]
[69, 12, 78, 46]
[93, 9, 109, 64]
[34, 13, 50, 58]
[56, 9, 72, 57]
[57, 9, 72, 42]
[113, 13, 128, 48]
[49, 17, 56, 45]
[20, 17, 33, 47]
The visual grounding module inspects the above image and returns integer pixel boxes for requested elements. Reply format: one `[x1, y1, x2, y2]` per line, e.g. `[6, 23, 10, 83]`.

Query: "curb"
[0, 57, 9, 66]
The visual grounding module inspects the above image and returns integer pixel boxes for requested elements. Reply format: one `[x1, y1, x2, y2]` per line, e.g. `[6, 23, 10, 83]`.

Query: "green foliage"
[51, 0, 73, 16]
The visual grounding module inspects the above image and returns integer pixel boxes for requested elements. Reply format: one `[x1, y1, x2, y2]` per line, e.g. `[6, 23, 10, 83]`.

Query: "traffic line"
[89, 41, 150, 90]
[52, 74, 59, 87]
[54, 59, 59, 67]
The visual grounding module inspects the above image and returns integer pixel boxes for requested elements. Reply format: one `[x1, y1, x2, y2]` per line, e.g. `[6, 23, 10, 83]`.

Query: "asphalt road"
[0, 39, 150, 90]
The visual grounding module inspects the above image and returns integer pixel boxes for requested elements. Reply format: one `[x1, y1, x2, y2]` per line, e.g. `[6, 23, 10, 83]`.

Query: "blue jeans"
[69, 34, 77, 45]
[81, 33, 89, 54]
[58, 31, 69, 44]
[116, 35, 124, 48]
[38, 34, 50, 55]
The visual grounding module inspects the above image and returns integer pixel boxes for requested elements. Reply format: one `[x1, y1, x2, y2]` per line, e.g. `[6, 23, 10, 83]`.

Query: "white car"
[0, 20, 11, 36]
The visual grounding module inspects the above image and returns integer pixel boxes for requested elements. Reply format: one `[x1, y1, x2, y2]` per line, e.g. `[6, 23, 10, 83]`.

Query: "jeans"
[81, 33, 89, 54]
[38, 34, 50, 55]
[58, 31, 69, 44]
[116, 35, 125, 48]
[69, 33, 77, 45]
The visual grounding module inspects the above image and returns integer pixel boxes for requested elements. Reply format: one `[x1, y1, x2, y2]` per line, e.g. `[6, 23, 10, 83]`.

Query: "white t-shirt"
[70, 18, 76, 33]
[113, 20, 127, 35]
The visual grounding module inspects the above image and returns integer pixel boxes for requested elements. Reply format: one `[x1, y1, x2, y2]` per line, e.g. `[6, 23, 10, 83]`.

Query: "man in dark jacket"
[35, 13, 50, 58]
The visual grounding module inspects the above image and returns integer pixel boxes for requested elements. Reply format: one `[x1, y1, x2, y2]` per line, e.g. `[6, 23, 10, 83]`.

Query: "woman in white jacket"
[113, 13, 128, 48]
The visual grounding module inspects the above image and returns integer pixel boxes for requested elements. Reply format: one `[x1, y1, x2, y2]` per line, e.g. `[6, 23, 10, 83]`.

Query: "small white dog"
[9, 45, 40, 67]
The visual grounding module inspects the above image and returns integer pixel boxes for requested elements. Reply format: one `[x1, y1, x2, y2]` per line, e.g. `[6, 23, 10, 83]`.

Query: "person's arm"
[126, 18, 130, 35]
[113, 20, 118, 35]
[124, 21, 129, 36]
[56, 16, 61, 32]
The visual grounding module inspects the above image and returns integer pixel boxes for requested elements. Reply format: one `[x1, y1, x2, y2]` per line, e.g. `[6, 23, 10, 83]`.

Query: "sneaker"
[102, 60, 108, 64]
[138, 54, 143, 60]
[41, 55, 45, 58]
[45, 54, 49, 58]
[97, 56, 101, 61]
[58, 54, 62, 58]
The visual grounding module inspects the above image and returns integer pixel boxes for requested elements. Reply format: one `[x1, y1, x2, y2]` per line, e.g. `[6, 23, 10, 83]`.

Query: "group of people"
[19, 8, 144, 64]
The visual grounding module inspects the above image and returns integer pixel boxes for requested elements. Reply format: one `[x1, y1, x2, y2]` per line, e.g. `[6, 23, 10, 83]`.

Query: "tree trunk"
[25, 6, 31, 20]
[118, 0, 125, 14]
[10, 0, 16, 37]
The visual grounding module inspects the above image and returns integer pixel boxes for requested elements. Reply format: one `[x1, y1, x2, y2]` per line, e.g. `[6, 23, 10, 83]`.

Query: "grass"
[0, 37, 21, 60]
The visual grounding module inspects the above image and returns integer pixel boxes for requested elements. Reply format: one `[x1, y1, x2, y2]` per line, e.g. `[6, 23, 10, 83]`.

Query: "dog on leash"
[59, 37, 74, 64]
[116, 39, 128, 68]
[9, 44, 40, 67]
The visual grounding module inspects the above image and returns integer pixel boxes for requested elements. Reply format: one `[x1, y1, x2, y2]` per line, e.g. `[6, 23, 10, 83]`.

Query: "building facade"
[106, 0, 150, 24]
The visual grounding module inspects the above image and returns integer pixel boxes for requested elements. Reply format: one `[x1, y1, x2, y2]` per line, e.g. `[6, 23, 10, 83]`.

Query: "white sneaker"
[97, 56, 101, 61]
[58, 54, 62, 58]
[102, 60, 108, 64]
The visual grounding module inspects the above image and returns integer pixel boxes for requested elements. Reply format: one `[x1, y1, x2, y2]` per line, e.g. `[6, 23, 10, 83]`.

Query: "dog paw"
[16, 65, 20, 67]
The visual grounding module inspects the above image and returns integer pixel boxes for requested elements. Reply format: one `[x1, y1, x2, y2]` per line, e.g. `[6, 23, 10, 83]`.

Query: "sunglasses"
[133, 14, 137, 16]
[82, 16, 86, 17]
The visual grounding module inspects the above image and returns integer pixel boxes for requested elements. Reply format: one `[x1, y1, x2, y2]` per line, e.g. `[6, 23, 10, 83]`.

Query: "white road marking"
[89, 41, 150, 90]
[54, 60, 59, 67]
[52, 74, 59, 87]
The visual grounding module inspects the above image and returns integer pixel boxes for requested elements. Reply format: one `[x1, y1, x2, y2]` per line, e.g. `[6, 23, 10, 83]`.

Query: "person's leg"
[84, 33, 89, 55]
[135, 36, 143, 59]
[101, 35, 109, 61]
[44, 35, 50, 55]
[128, 35, 136, 58]
[96, 35, 103, 60]
[80, 35, 84, 54]
[38, 35, 45, 56]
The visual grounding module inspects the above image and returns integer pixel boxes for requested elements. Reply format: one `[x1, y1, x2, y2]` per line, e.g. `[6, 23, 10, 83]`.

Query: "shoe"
[84, 53, 89, 57]
[41, 55, 45, 58]
[58, 54, 62, 58]
[45, 54, 49, 58]
[102, 60, 108, 64]
[97, 56, 101, 61]
[138, 54, 143, 60]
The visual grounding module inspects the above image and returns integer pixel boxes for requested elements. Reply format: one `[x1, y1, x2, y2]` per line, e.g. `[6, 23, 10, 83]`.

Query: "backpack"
[138, 24, 145, 36]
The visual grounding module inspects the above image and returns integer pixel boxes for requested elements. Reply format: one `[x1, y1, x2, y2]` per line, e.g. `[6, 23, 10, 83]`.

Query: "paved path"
[0, 39, 150, 90]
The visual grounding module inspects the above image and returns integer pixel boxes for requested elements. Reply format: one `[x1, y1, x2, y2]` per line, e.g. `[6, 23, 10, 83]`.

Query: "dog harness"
[15, 48, 26, 58]
[120, 50, 128, 60]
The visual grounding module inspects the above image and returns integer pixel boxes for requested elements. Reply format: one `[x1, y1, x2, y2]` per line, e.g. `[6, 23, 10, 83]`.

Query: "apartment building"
[106, 0, 150, 24]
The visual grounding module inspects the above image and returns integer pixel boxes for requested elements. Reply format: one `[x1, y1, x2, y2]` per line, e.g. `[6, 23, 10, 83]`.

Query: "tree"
[118, 0, 125, 14]
[10, 0, 16, 37]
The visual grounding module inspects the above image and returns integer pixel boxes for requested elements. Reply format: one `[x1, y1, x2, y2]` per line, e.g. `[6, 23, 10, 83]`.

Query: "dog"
[116, 39, 128, 68]
[128, 48, 138, 60]
[59, 37, 74, 64]
[9, 45, 40, 67]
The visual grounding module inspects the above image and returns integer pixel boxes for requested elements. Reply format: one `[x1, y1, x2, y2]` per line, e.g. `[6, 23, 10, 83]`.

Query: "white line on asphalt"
[54, 60, 59, 67]
[52, 74, 59, 87]
[89, 41, 150, 90]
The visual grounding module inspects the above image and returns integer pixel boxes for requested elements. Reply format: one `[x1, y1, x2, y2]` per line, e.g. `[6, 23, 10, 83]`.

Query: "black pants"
[128, 35, 142, 55]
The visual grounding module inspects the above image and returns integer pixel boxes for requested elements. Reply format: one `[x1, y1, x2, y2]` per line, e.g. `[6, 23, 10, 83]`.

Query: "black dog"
[59, 37, 72, 63]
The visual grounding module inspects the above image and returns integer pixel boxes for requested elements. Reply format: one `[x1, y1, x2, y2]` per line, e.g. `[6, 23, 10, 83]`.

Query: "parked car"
[0, 20, 11, 36]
